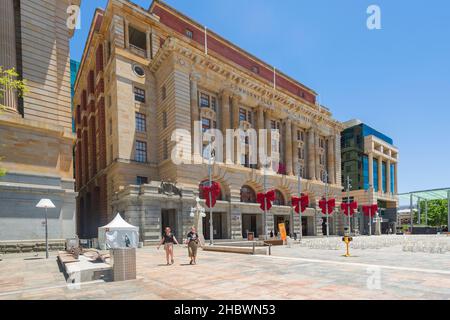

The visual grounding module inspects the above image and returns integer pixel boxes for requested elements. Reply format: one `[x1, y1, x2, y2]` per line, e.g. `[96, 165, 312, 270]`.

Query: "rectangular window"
[135, 140, 147, 163]
[185, 29, 193, 39]
[135, 112, 146, 132]
[247, 111, 252, 124]
[373, 159, 379, 192]
[162, 111, 168, 128]
[129, 25, 147, 57]
[202, 118, 211, 132]
[161, 86, 167, 101]
[363, 155, 369, 190]
[109, 118, 112, 136]
[382, 161, 387, 193]
[390, 164, 395, 193]
[239, 108, 247, 122]
[200, 93, 210, 108]
[211, 97, 217, 112]
[134, 87, 146, 103]
[136, 176, 148, 185]
[163, 139, 168, 160]
[297, 130, 304, 141]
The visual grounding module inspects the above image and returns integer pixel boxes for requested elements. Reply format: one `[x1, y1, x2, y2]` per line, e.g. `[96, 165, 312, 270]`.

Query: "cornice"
[150, 37, 344, 131]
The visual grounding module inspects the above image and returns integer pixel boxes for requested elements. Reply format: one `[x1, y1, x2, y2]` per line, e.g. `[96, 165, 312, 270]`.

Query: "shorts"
[164, 243, 173, 250]
[188, 241, 198, 257]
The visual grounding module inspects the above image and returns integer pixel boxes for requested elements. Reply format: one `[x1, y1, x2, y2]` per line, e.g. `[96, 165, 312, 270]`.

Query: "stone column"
[256, 105, 265, 168]
[386, 159, 391, 194]
[368, 153, 374, 189]
[284, 118, 293, 176]
[265, 111, 272, 160]
[327, 136, 336, 184]
[307, 128, 316, 180]
[146, 30, 151, 59]
[231, 95, 240, 128]
[291, 122, 297, 175]
[394, 163, 398, 194]
[378, 157, 383, 194]
[221, 89, 231, 163]
[190, 73, 201, 161]
[0, 0, 18, 113]
[315, 132, 321, 181]
[124, 19, 130, 49]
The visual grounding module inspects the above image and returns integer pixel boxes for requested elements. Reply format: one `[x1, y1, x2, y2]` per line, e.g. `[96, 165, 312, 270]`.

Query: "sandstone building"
[0, 0, 80, 241]
[74, 0, 345, 242]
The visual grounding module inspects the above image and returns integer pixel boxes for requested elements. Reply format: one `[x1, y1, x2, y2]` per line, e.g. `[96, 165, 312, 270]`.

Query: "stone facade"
[74, 0, 345, 242]
[0, 0, 80, 241]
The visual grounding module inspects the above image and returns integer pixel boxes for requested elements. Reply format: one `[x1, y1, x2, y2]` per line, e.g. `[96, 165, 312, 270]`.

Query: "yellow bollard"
[342, 236, 353, 257]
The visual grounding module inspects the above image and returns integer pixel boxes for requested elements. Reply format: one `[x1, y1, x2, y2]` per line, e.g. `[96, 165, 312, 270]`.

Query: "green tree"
[418, 199, 448, 227]
[0, 67, 28, 177]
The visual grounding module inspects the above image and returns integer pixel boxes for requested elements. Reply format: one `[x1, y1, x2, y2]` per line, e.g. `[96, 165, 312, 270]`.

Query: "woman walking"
[186, 226, 200, 265]
[157, 227, 179, 265]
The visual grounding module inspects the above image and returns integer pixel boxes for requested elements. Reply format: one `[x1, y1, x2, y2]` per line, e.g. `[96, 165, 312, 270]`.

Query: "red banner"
[341, 201, 358, 216]
[292, 194, 309, 214]
[319, 198, 336, 215]
[257, 190, 275, 211]
[201, 181, 221, 208]
[362, 204, 378, 217]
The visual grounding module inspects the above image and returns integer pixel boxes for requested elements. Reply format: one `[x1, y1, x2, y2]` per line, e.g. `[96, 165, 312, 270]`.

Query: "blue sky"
[71, 0, 450, 195]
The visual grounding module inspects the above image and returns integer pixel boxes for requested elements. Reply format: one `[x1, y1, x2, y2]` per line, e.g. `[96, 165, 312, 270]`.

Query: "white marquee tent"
[98, 213, 139, 250]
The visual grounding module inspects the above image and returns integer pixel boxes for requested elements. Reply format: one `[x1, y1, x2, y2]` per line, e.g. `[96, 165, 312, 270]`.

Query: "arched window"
[273, 190, 285, 206]
[199, 180, 223, 201]
[240, 185, 256, 203]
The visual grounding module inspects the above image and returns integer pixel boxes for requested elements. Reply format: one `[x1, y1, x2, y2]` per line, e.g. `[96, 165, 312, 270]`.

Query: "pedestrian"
[157, 227, 179, 265]
[185, 226, 200, 265]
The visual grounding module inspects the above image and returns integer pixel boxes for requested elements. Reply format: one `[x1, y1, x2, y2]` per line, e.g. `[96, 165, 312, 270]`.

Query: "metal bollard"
[268, 244, 272, 256]
[252, 242, 255, 255]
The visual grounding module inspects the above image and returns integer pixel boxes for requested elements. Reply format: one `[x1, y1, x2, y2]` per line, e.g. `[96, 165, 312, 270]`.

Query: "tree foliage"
[0, 67, 28, 177]
[417, 199, 449, 227]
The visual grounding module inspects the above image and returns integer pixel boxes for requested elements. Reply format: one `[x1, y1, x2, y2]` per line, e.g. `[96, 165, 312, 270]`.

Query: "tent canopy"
[100, 213, 138, 230]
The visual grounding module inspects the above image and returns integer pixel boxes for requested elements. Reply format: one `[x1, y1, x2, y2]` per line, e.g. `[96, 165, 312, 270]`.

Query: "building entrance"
[161, 209, 177, 238]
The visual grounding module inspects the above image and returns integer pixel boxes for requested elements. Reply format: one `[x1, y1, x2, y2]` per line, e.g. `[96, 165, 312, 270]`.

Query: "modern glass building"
[341, 119, 399, 234]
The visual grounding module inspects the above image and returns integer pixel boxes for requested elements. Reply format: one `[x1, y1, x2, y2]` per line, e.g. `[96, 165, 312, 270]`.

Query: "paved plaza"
[1, 239, 450, 300]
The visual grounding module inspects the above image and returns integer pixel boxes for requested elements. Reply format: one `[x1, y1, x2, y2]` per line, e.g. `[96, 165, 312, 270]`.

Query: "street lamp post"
[323, 171, 329, 237]
[296, 163, 302, 241]
[206, 146, 214, 245]
[346, 176, 352, 234]
[263, 162, 268, 239]
[36, 199, 56, 259]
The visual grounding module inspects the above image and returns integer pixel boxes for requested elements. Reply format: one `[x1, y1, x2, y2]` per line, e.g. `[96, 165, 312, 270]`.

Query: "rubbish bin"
[111, 248, 136, 281]
[247, 232, 254, 241]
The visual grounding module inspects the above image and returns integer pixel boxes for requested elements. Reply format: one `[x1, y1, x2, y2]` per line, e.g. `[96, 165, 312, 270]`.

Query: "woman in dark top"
[157, 227, 179, 265]
[185, 226, 200, 265]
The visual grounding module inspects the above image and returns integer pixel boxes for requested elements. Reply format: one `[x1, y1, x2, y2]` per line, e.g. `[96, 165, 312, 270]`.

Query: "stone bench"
[202, 245, 268, 255]
[263, 240, 284, 246]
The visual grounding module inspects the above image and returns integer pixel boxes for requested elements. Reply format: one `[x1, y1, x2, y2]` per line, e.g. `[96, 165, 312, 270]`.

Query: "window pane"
[135, 140, 147, 163]
[135, 112, 146, 132]
[200, 93, 209, 108]
[134, 87, 145, 103]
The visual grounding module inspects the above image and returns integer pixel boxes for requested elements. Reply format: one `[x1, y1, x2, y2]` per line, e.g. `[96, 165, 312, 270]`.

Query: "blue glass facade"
[363, 155, 369, 190]
[362, 124, 393, 145]
[390, 163, 395, 193]
[70, 60, 80, 133]
[373, 159, 379, 192]
[382, 161, 387, 193]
